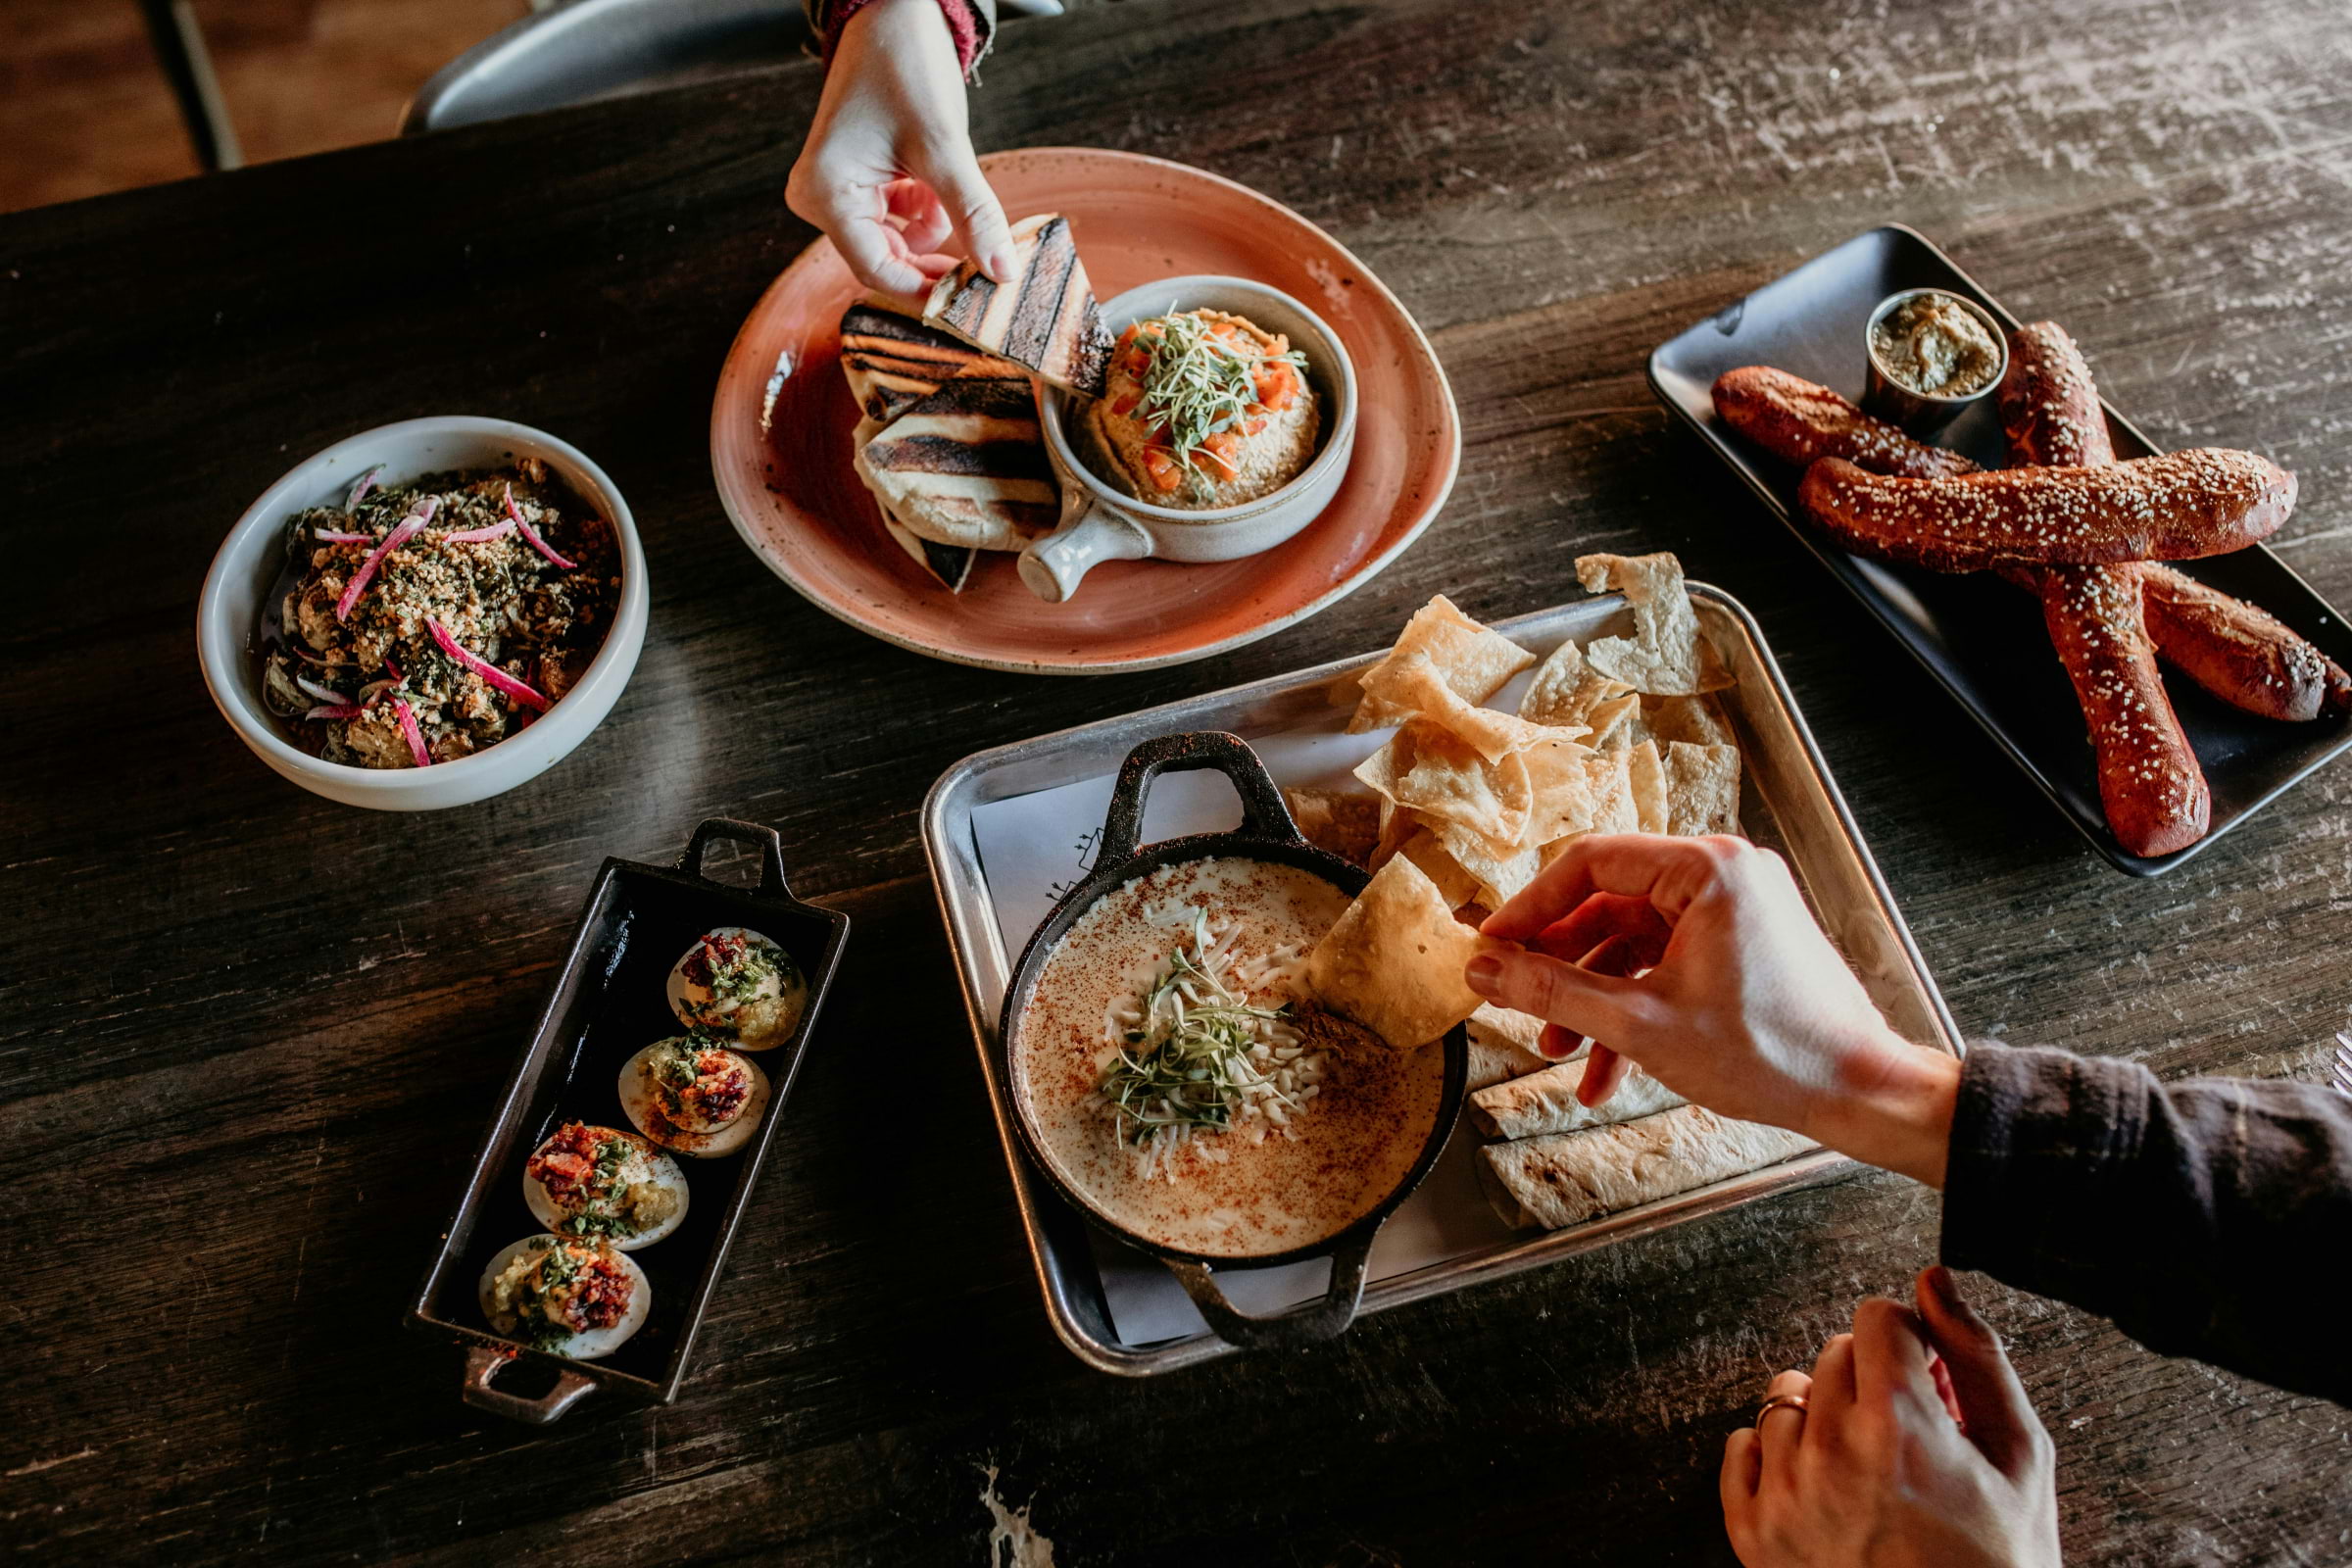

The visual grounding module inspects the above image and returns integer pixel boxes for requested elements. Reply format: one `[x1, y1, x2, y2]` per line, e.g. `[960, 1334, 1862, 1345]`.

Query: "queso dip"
[1014, 857, 1446, 1258]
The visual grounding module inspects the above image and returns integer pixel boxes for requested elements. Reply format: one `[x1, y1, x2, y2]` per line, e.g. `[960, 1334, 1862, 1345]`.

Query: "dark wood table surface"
[8, 0, 2351, 1561]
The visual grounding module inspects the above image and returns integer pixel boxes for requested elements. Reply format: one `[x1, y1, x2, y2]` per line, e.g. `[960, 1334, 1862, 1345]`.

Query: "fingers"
[1802, 1331, 1856, 1454]
[1483, 832, 1740, 943]
[1915, 1266, 2049, 1476]
[819, 205, 935, 298]
[1850, 1296, 1935, 1412]
[908, 142, 1016, 281]
[1931, 1354, 1965, 1427]
[1537, 1021, 1581, 1061]
[1463, 944, 1643, 1043]
[1755, 1368, 1812, 1495]
[1534, 894, 1674, 969]
[1530, 932, 1652, 1066]
[884, 176, 954, 257]
[1576, 1046, 1626, 1106]
[1720, 1425, 1761, 1509]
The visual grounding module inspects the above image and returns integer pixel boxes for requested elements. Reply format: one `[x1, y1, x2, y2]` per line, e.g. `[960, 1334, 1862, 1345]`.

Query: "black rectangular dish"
[406, 819, 849, 1423]
[1648, 223, 2352, 874]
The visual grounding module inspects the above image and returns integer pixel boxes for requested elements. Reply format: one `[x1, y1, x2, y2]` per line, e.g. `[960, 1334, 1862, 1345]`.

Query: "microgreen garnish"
[1100, 909, 1298, 1143]
[1128, 311, 1304, 461]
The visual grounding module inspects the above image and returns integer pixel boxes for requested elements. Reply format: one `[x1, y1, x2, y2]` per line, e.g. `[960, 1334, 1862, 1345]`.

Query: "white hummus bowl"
[196, 416, 648, 811]
[1023, 276, 1359, 604]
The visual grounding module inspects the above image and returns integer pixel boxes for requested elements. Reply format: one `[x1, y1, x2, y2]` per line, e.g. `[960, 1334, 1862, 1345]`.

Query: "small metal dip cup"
[1861, 287, 2008, 438]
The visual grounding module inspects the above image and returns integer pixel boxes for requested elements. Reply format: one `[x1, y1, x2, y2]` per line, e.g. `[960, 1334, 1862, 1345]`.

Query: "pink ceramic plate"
[710, 147, 1460, 674]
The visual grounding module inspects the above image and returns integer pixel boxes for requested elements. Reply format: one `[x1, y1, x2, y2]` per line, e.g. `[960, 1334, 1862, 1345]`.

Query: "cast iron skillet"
[998, 732, 1469, 1350]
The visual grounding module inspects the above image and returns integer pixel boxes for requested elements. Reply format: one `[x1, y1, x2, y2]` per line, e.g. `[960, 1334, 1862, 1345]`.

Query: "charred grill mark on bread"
[856, 359, 1058, 546]
[840, 302, 979, 421]
[921, 215, 1113, 398]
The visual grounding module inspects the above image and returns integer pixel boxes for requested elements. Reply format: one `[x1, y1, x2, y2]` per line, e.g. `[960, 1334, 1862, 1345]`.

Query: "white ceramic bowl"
[196, 416, 648, 811]
[1023, 276, 1359, 603]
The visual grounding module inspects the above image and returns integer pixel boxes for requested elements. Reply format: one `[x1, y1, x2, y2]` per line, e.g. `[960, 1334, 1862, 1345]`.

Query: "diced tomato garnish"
[1112, 393, 1140, 416]
[1252, 361, 1298, 411]
[1142, 448, 1183, 492]
[1197, 430, 1242, 480]
[1246, 417, 1267, 436]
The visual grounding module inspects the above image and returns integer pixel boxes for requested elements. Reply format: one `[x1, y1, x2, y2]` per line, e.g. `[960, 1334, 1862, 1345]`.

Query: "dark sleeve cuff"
[1940, 1041, 2154, 1292]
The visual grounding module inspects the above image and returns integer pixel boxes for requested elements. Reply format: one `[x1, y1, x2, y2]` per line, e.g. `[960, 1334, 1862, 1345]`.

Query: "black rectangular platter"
[1647, 223, 2352, 873]
[406, 818, 850, 1421]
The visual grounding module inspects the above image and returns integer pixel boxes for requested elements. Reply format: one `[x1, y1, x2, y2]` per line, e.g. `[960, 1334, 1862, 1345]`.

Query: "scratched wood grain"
[5, 0, 2352, 1562]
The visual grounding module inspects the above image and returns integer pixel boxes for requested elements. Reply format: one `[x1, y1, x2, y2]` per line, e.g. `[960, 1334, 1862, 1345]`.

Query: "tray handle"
[1097, 732, 1301, 866]
[1162, 1230, 1374, 1349]
[460, 1345, 599, 1425]
[679, 817, 792, 899]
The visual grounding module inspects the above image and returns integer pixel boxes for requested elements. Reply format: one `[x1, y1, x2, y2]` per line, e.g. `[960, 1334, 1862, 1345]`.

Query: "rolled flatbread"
[1476, 1107, 1814, 1230]
[1467, 1058, 1685, 1140]
[1466, 1003, 1556, 1092]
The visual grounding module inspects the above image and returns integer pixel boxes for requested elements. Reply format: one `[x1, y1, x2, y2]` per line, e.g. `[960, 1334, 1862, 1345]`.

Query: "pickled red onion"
[304, 703, 362, 720]
[293, 673, 353, 706]
[393, 698, 432, 767]
[427, 617, 549, 711]
[313, 527, 368, 544]
[334, 496, 437, 622]
[442, 519, 516, 544]
[504, 484, 576, 569]
[345, 464, 384, 509]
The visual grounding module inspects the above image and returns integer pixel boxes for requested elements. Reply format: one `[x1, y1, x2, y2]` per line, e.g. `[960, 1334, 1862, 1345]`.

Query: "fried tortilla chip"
[1397, 827, 1481, 908]
[1642, 692, 1735, 749]
[1520, 735, 1596, 844]
[1519, 638, 1638, 732]
[1354, 720, 1531, 847]
[1575, 553, 1733, 697]
[1626, 739, 1668, 834]
[1283, 786, 1383, 867]
[1306, 855, 1492, 1051]
[1360, 652, 1558, 763]
[1663, 741, 1742, 836]
[1433, 817, 1544, 906]
[1350, 597, 1535, 732]
[1580, 747, 1642, 836]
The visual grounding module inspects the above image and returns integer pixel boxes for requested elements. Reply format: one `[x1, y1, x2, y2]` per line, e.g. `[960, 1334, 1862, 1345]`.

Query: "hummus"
[1084, 309, 1321, 511]
[1870, 291, 2002, 399]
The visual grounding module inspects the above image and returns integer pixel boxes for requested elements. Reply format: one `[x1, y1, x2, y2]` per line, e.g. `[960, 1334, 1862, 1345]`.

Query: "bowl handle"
[679, 818, 792, 899]
[1097, 732, 1303, 865]
[1016, 493, 1152, 604]
[460, 1345, 599, 1424]
[1163, 1229, 1375, 1348]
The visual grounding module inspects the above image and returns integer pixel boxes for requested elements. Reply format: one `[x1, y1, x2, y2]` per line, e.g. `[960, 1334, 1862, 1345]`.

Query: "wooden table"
[7, 0, 2349, 1560]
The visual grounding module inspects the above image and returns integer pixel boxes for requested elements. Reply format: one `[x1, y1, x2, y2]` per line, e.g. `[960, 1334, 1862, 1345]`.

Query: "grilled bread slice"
[840, 299, 980, 423]
[853, 358, 1057, 553]
[920, 215, 1111, 399]
[852, 416, 979, 592]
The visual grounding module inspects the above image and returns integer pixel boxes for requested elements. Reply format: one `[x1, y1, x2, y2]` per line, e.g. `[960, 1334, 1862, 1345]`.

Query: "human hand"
[1468, 834, 1960, 1186]
[786, 0, 1017, 298]
[1721, 1267, 2061, 1568]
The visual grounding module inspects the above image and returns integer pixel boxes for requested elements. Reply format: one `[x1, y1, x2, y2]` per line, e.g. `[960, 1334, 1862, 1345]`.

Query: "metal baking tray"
[407, 819, 850, 1422]
[1648, 223, 2352, 874]
[923, 587, 1962, 1376]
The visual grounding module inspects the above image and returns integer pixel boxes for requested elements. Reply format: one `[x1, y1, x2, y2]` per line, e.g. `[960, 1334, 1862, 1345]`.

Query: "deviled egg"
[521, 1122, 689, 1250]
[665, 927, 807, 1050]
[618, 1036, 772, 1158]
[477, 1233, 651, 1359]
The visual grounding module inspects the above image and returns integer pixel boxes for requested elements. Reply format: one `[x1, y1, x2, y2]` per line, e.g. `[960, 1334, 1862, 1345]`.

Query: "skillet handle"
[1096, 732, 1302, 866]
[679, 817, 792, 899]
[460, 1345, 599, 1425]
[1162, 1230, 1375, 1349]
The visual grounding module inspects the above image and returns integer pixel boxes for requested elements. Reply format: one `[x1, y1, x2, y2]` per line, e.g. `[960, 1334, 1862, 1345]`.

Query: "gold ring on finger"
[1755, 1393, 1810, 1423]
